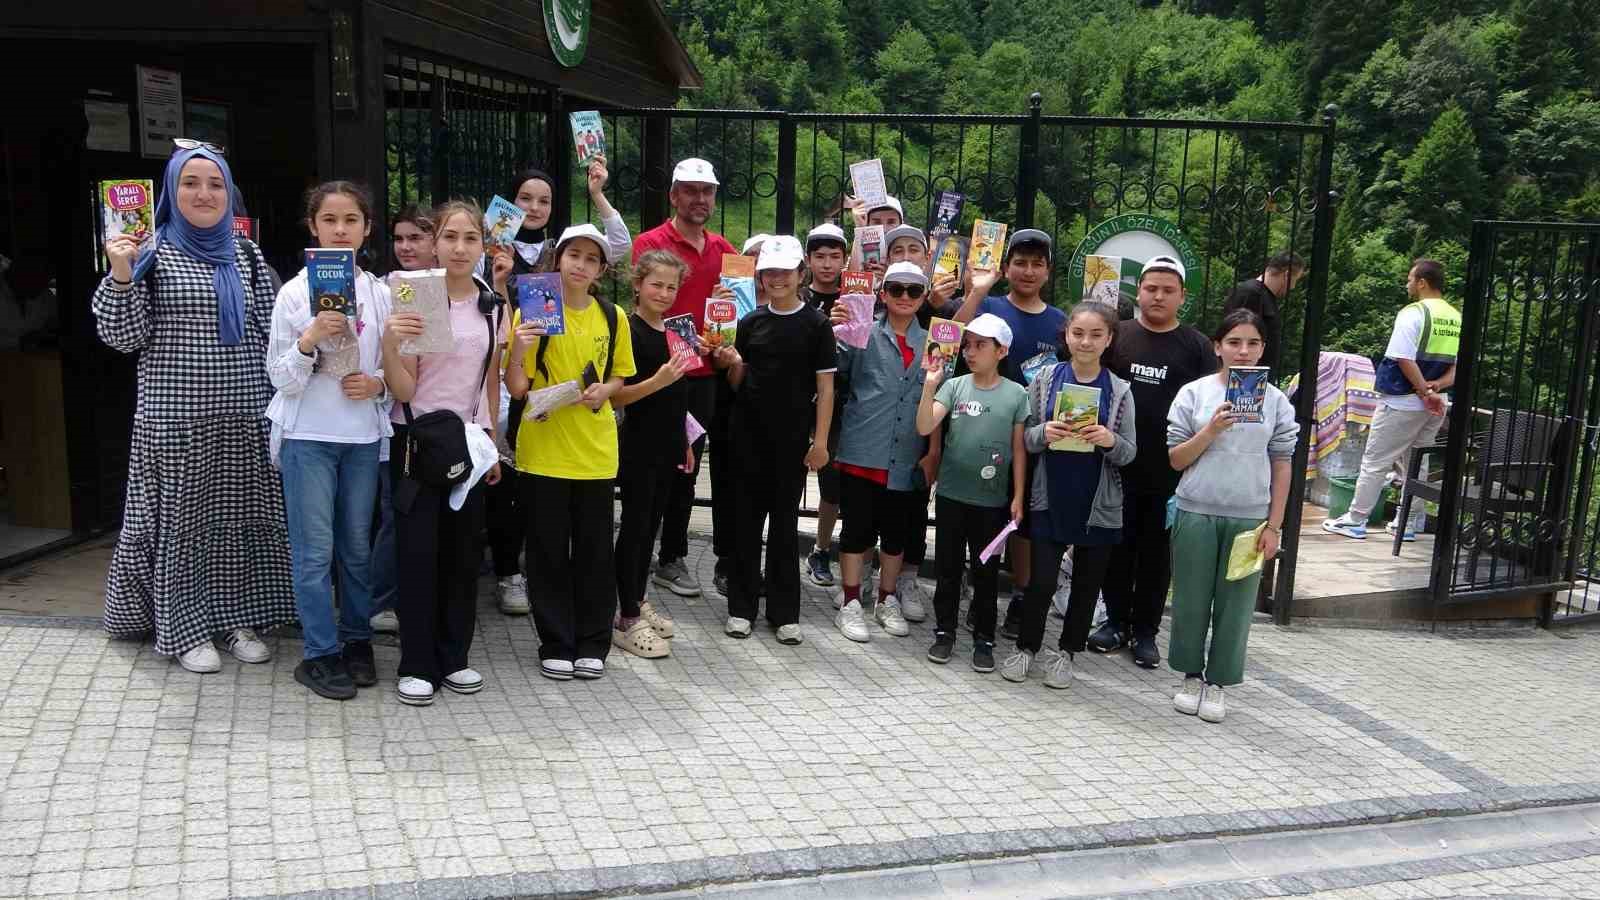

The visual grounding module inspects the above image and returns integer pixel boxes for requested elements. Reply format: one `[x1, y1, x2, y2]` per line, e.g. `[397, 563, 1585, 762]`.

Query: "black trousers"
[933, 496, 1008, 640]
[1017, 539, 1114, 655]
[485, 395, 527, 577]
[615, 456, 677, 620]
[390, 424, 486, 685]
[525, 474, 616, 661]
[659, 375, 735, 564]
[729, 431, 806, 626]
[1102, 491, 1173, 639]
[904, 483, 931, 568]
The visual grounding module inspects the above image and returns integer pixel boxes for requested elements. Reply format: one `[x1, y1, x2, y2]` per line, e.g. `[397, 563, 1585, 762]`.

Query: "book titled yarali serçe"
[514, 273, 565, 336]
[386, 268, 454, 355]
[1051, 384, 1100, 452]
[1226, 366, 1269, 424]
[100, 179, 154, 266]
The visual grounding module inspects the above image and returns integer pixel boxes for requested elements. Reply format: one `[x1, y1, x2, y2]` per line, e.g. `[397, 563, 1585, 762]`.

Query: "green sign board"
[543, 0, 591, 68]
[1066, 214, 1201, 309]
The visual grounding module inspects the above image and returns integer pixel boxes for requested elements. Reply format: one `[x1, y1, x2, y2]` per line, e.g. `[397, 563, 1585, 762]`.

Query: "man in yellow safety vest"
[1323, 259, 1460, 541]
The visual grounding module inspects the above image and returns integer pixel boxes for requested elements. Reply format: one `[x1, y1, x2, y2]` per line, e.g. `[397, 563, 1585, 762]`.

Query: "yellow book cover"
[1226, 524, 1267, 581]
[968, 219, 1007, 272]
[1049, 384, 1099, 452]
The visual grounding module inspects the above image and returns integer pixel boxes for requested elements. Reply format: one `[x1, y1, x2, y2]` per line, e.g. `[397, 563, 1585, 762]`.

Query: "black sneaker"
[295, 654, 356, 700]
[999, 596, 1023, 641]
[1088, 621, 1127, 654]
[342, 640, 377, 687]
[712, 571, 730, 598]
[1131, 634, 1161, 669]
[927, 632, 955, 664]
[806, 549, 835, 587]
[972, 640, 996, 673]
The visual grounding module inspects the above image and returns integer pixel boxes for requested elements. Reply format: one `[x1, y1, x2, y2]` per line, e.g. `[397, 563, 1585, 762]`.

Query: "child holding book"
[915, 313, 1029, 671]
[825, 261, 934, 642]
[1165, 309, 1297, 723]
[266, 181, 392, 700]
[505, 224, 636, 680]
[612, 250, 697, 658]
[380, 200, 504, 707]
[801, 222, 848, 588]
[712, 235, 836, 644]
[1001, 302, 1137, 689]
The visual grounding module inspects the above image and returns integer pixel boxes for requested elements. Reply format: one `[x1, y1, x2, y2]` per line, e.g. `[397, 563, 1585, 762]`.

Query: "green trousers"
[1168, 509, 1263, 686]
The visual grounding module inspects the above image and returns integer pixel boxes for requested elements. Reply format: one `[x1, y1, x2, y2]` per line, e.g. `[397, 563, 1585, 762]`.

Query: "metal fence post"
[546, 88, 570, 230]
[1271, 104, 1339, 626]
[640, 112, 671, 232]
[776, 113, 797, 235]
[1015, 92, 1043, 228]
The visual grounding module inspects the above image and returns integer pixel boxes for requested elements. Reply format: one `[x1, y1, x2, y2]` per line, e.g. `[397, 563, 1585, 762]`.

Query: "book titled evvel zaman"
[1226, 366, 1269, 424]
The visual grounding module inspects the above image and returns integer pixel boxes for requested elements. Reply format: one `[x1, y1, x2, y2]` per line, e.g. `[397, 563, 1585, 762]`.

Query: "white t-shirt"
[1381, 305, 1425, 411]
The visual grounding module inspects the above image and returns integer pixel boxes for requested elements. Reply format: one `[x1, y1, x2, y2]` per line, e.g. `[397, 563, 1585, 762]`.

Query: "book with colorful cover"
[99, 179, 154, 266]
[305, 248, 356, 318]
[1050, 384, 1100, 452]
[854, 224, 885, 270]
[968, 219, 1007, 272]
[928, 190, 965, 240]
[925, 317, 965, 373]
[514, 273, 566, 336]
[483, 194, 523, 248]
[231, 216, 258, 242]
[702, 298, 739, 350]
[386, 268, 454, 355]
[569, 110, 605, 166]
[1082, 254, 1124, 308]
[1226, 366, 1270, 424]
[932, 235, 965, 280]
[663, 314, 709, 375]
[721, 253, 756, 279]
[840, 271, 874, 295]
[849, 158, 888, 210]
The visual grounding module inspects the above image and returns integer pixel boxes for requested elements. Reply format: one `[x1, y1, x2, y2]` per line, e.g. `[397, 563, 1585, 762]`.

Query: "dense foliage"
[663, 0, 1600, 359]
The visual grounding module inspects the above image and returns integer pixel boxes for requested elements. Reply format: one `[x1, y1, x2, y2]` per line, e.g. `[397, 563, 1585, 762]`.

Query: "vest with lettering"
[1374, 297, 1461, 396]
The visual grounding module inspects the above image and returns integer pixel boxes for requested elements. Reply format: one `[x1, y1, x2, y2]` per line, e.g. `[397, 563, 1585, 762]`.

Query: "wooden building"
[0, 1, 700, 566]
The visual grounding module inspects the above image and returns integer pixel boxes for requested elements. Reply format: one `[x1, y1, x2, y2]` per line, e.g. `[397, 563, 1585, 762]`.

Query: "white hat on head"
[742, 233, 772, 255]
[867, 195, 904, 219]
[755, 235, 804, 271]
[671, 157, 720, 186]
[882, 260, 930, 289]
[966, 312, 1013, 348]
[883, 224, 927, 251]
[553, 224, 614, 263]
[805, 222, 847, 251]
[1139, 254, 1187, 283]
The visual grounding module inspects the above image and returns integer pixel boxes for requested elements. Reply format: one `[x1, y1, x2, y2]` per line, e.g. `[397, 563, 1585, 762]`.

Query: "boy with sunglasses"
[827, 262, 936, 642]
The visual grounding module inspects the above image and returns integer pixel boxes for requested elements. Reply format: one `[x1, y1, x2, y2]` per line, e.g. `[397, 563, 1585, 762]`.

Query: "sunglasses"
[172, 138, 226, 155]
[883, 283, 926, 299]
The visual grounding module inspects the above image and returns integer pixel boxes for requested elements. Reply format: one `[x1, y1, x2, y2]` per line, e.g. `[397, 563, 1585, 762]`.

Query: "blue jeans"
[281, 438, 381, 659]
[371, 463, 397, 613]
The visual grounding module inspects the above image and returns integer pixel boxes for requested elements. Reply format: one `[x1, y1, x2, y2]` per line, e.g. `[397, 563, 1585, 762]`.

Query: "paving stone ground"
[1, 537, 1598, 899]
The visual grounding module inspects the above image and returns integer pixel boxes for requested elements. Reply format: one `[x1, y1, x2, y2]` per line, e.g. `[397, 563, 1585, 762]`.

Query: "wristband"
[1263, 522, 1281, 534]
[109, 274, 132, 286]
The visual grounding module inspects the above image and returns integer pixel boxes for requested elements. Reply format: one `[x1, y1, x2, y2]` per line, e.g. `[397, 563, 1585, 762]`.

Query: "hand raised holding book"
[586, 155, 609, 195]
[710, 345, 740, 370]
[105, 234, 141, 282]
[829, 302, 853, 326]
[1043, 420, 1074, 445]
[1205, 401, 1237, 436]
[967, 267, 1001, 300]
[709, 282, 735, 302]
[306, 310, 349, 346]
[1076, 423, 1115, 449]
[921, 351, 947, 389]
[489, 246, 514, 292]
[511, 320, 546, 352]
[382, 311, 424, 349]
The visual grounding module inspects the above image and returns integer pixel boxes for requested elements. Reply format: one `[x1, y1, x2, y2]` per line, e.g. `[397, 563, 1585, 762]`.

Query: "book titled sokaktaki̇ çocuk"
[1226, 366, 1269, 424]
[515, 272, 566, 336]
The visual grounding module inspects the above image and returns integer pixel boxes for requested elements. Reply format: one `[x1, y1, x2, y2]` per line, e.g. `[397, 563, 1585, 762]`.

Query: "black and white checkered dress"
[92, 239, 295, 656]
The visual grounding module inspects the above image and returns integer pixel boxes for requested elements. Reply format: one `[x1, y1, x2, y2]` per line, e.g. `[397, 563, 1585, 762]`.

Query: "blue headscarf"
[132, 147, 246, 345]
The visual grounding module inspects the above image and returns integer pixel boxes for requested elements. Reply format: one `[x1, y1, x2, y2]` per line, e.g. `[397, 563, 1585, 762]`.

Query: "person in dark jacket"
[1220, 252, 1304, 377]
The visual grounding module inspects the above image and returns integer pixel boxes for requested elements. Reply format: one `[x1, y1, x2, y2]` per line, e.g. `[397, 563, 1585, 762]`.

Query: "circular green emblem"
[543, 0, 591, 68]
[1066, 214, 1201, 308]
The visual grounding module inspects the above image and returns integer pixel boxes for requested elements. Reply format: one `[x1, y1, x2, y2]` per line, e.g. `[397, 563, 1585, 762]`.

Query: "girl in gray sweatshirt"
[1164, 309, 1299, 724]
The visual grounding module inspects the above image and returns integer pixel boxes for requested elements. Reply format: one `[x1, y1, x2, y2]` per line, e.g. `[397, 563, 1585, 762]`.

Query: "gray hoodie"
[1166, 373, 1300, 519]
[1023, 364, 1138, 530]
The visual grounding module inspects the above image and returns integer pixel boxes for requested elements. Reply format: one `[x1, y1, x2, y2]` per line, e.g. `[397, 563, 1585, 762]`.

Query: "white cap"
[741, 233, 772, 255]
[883, 224, 927, 251]
[1140, 254, 1187, 283]
[805, 222, 847, 252]
[553, 224, 614, 263]
[755, 234, 804, 272]
[671, 157, 720, 186]
[966, 312, 1013, 348]
[867, 195, 904, 219]
[882, 260, 930, 289]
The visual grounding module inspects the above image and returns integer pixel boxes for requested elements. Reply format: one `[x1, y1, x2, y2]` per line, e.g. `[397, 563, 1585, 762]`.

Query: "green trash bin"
[1326, 476, 1392, 526]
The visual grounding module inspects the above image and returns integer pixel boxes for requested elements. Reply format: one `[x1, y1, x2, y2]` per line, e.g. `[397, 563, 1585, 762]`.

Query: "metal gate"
[1433, 221, 1600, 622]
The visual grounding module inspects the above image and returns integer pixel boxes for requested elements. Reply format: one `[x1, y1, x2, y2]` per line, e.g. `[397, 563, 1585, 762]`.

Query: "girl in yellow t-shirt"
[504, 224, 635, 681]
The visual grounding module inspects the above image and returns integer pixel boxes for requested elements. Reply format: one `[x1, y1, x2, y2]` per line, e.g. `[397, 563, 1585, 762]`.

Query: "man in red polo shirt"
[633, 158, 739, 598]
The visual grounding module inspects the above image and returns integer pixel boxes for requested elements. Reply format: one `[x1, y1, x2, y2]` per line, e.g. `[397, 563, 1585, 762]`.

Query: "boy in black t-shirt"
[1095, 256, 1218, 669]
[713, 235, 837, 645]
[802, 223, 848, 588]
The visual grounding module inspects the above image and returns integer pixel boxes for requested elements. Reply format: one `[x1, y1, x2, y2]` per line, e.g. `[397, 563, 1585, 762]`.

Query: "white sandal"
[612, 619, 670, 659]
[639, 600, 675, 638]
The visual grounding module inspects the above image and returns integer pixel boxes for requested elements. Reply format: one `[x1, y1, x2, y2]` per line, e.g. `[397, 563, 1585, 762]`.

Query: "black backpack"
[532, 297, 619, 384]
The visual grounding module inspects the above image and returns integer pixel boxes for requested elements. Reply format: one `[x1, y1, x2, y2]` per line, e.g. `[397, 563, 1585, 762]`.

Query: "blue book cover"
[515, 273, 565, 335]
[483, 194, 524, 248]
[1226, 366, 1269, 424]
[304, 248, 356, 317]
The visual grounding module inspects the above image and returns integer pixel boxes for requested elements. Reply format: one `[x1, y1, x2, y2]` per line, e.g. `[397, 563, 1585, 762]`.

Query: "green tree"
[874, 26, 944, 113]
[1401, 105, 1485, 243]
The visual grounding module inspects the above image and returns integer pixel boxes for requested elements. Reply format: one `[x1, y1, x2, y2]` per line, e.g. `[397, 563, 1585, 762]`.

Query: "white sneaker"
[1174, 676, 1204, 716]
[1041, 649, 1074, 689]
[1198, 684, 1226, 723]
[775, 623, 803, 645]
[397, 676, 435, 706]
[896, 573, 928, 623]
[724, 616, 752, 638]
[223, 628, 271, 664]
[836, 600, 870, 643]
[177, 643, 221, 673]
[540, 659, 575, 681]
[999, 648, 1033, 683]
[573, 658, 604, 680]
[370, 610, 399, 633]
[443, 668, 483, 694]
[497, 574, 530, 615]
[874, 595, 910, 637]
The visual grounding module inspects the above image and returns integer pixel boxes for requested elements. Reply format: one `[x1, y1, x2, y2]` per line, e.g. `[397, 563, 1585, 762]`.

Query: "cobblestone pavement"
[1, 538, 1598, 899]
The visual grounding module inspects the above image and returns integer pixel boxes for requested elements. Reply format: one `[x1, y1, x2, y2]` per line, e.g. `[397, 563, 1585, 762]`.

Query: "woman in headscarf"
[93, 142, 295, 673]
